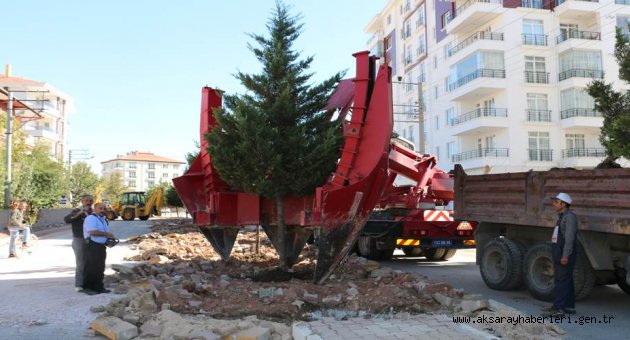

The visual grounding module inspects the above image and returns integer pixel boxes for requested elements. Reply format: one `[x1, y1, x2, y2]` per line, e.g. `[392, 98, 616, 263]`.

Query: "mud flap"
[198, 226, 239, 261]
[262, 225, 313, 267]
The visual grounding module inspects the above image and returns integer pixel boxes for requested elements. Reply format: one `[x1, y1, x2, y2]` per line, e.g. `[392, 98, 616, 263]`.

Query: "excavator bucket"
[198, 226, 239, 261]
[262, 225, 313, 267]
[313, 52, 393, 283]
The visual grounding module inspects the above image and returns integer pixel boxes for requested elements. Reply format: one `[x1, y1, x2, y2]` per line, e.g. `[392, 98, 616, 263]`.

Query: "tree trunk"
[276, 197, 288, 271]
[255, 225, 261, 255]
[175, 207, 179, 217]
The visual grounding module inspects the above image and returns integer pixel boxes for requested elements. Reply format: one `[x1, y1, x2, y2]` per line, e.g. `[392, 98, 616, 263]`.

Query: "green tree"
[100, 172, 125, 204]
[164, 184, 184, 217]
[206, 2, 343, 269]
[586, 27, 630, 165]
[68, 162, 99, 205]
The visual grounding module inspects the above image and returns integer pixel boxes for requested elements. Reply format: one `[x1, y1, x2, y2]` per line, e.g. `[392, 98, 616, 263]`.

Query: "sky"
[1, 0, 387, 174]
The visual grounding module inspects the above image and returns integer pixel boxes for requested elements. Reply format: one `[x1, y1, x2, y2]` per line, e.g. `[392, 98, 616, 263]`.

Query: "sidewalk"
[292, 314, 496, 340]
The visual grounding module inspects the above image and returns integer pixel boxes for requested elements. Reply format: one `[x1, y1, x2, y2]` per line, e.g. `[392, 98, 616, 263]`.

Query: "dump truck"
[454, 164, 630, 301]
[106, 187, 164, 221]
[355, 138, 477, 261]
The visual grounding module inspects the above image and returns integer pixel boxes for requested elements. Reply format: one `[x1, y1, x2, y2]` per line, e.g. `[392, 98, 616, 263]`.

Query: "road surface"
[384, 249, 630, 340]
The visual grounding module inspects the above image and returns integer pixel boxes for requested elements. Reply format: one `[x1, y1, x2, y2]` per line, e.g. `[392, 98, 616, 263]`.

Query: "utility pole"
[4, 89, 13, 208]
[417, 82, 425, 154]
[68, 149, 91, 168]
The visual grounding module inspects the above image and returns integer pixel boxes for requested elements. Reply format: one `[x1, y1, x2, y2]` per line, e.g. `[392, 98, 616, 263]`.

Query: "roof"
[101, 151, 186, 164]
[0, 76, 44, 87]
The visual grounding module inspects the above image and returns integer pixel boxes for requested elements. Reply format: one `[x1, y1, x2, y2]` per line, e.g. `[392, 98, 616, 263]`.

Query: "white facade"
[0, 65, 72, 160]
[366, 0, 630, 174]
[101, 151, 185, 192]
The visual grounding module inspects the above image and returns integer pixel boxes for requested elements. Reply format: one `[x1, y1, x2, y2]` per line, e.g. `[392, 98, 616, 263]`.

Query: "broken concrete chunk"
[90, 316, 138, 340]
[230, 326, 271, 340]
[432, 292, 453, 307]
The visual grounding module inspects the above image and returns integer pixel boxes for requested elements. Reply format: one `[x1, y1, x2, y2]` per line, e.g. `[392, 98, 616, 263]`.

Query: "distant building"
[101, 151, 186, 191]
[0, 64, 73, 160]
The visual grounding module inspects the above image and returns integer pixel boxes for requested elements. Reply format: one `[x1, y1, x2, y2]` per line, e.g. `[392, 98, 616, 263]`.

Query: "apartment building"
[0, 65, 72, 160]
[366, 0, 630, 174]
[101, 151, 186, 191]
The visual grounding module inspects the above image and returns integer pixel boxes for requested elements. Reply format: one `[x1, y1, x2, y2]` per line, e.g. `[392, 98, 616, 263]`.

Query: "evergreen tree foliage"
[586, 27, 630, 163]
[206, 1, 343, 199]
[165, 184, 183, 208]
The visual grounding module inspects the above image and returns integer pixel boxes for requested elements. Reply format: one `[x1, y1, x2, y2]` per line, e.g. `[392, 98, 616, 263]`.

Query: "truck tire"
[105, 211, 117, 221]
[479, 238, 523, 290]
[441, 249, 457, 261]
[424, 248, 447, 261]
[357, 236, 394, 260]
[139, 215, 150, 221]
[122, 208, 135, 221]
[524, 243, 596, 301]
[402, 246, 422, 257]
[617, 273, 630, 295]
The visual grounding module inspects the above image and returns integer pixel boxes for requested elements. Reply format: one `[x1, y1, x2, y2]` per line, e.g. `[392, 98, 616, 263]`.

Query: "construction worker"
[64, 194, 94, 291]
[542, 192, 578, 317]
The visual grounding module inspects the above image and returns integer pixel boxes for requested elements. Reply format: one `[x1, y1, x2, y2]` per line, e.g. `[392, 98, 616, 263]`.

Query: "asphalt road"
[384, 249, 630, 340]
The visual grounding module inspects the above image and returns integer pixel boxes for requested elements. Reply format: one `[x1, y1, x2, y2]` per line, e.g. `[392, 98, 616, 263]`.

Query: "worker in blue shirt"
[82, 202, 115, 295]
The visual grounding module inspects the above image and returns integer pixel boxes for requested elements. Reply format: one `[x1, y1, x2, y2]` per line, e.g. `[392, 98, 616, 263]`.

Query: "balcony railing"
[452, 148, 509, 162]
[556, 0, 599, 5]
[522, 33, 548, 46]
[417, 46, 426, 56]
[558, 68, 604, 81]
[616, 0, 630, 4]
[557, 30, 601, 44]
[452, 108, 508, 125]
[521, 0, 544, 8]
[416, 18, 425, 28]
[448, 68, 505, 91]
[560, 108, 602, 119]
[524, 71, 550, 84]
[528, 149, 553, 161]
[455, 0, 502, 17]
[526, 109, 552, 122]
[562, 148, 607, 158]
[447, 31, 504, 57]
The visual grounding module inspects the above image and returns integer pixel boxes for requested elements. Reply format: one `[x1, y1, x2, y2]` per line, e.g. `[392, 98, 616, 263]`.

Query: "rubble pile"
[91, 221, 563, 339]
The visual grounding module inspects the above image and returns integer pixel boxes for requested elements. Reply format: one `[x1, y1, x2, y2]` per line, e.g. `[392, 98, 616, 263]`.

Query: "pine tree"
[586, 27, 630, 166]
[206, 1, 343, 269]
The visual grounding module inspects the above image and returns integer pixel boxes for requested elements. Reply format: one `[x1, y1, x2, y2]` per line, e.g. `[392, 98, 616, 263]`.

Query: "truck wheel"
[402, 246, 422, 257]
[105, 211, 117, 221]
[357, 236, 393, 260]
[441, 249, 457, 261]
[524, 243, 596, 301]
[524, 243, 555, 301]
[617, 272, 630, 295]
[122, 208, 135, 221]
[139, 215, 150, 221]
[480, 238, 523, 290]
[424, 248, 447, 261]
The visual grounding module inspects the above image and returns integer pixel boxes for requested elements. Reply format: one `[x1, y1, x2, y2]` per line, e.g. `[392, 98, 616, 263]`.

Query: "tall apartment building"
[366, 0, 630, 174]
[0, 65, 72, 160]
[101, 151, 185, 192]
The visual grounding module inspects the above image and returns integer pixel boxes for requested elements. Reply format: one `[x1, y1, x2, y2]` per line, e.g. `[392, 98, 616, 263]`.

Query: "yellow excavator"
[105, 187, 164, 221]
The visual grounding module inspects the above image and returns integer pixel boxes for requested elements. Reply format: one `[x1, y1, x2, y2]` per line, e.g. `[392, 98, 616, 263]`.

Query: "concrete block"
[292, 324, 313, 340]
[488, 299, 521, 314]
[229, 326, 270, 340]
[90, 316, 139, 340]
[432, 292, 453, 307]
[460, 299, 489, 313]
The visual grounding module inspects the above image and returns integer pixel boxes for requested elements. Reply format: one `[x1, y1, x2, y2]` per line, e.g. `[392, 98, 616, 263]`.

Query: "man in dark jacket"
[64, 194, 94, 292]
[543, 192, 578, 317]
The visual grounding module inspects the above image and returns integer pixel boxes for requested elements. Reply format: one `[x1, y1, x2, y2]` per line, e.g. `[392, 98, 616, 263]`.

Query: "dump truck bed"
[453, 165, 630, 236]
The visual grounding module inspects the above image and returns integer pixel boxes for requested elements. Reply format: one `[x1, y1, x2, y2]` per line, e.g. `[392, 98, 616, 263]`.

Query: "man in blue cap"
[542, 192, 578, 317]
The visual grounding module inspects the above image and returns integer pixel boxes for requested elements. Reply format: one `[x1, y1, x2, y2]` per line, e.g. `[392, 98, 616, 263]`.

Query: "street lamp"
[392, 76, 425, 154]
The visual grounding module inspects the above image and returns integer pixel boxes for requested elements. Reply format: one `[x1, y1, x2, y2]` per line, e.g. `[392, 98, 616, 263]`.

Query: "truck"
[454, 164, 630, 301]
[105, 187, 164, 221]
[355, 137, 477, 261]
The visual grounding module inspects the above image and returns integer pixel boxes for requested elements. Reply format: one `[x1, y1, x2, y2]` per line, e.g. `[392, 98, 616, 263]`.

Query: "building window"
[387, 14, 392, 25]
[172, 164, 179, 169]
[446, 108, 455, 126]
[528, 131, 551, 161]
[526, 93, 550, 122]
[447, 142, 457, 159]
[433, 55, 438, 69]
[435, 146, 440, 160]
[617, 16, 630, 37]
[148, 172, 155, 179]
[148, 163, 155, 169]
[129, 171, 136, 178]
[163, 164, 168, 169]
[435, 116, 440, 130]
[172, 173, 178, 178]
[128, 162, 137, 169]
[115, 162, 121, 168]
[566, 133, 585, 150]
[147, 181, 155, 187]
[408, 126, 415, 144]
[127, 181, 136, 188]
[441, 11, 452, 27]
[434, 85, 439, 99]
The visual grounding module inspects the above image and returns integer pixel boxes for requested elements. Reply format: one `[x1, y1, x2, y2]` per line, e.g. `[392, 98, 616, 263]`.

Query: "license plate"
[432, 240, 452, 247]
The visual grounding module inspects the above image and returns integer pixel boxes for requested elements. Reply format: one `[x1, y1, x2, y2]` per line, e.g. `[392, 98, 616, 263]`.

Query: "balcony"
[445, 0, 503, 35]
[520, 0, 544, 8]
[558, 68, 603, 81]
[557, 30, 600, 44]
[528, 149, 553, 162]
[522, 33, 548, 46]
[452, 148, 509, 162]
[526, 109, 552, 122]
[448, 69, 506, 100]
[447, 31, 504, 58]
[616, 0, 630, 4]
[416, 18, 425, 30]
[451, 108, 509, 135]
[560, 108, 604, 129]
[25, 127, 59, 140]
[524, 71, 550, 84]
[561, 148, 607, 167]
[554, 0, 600, 19]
